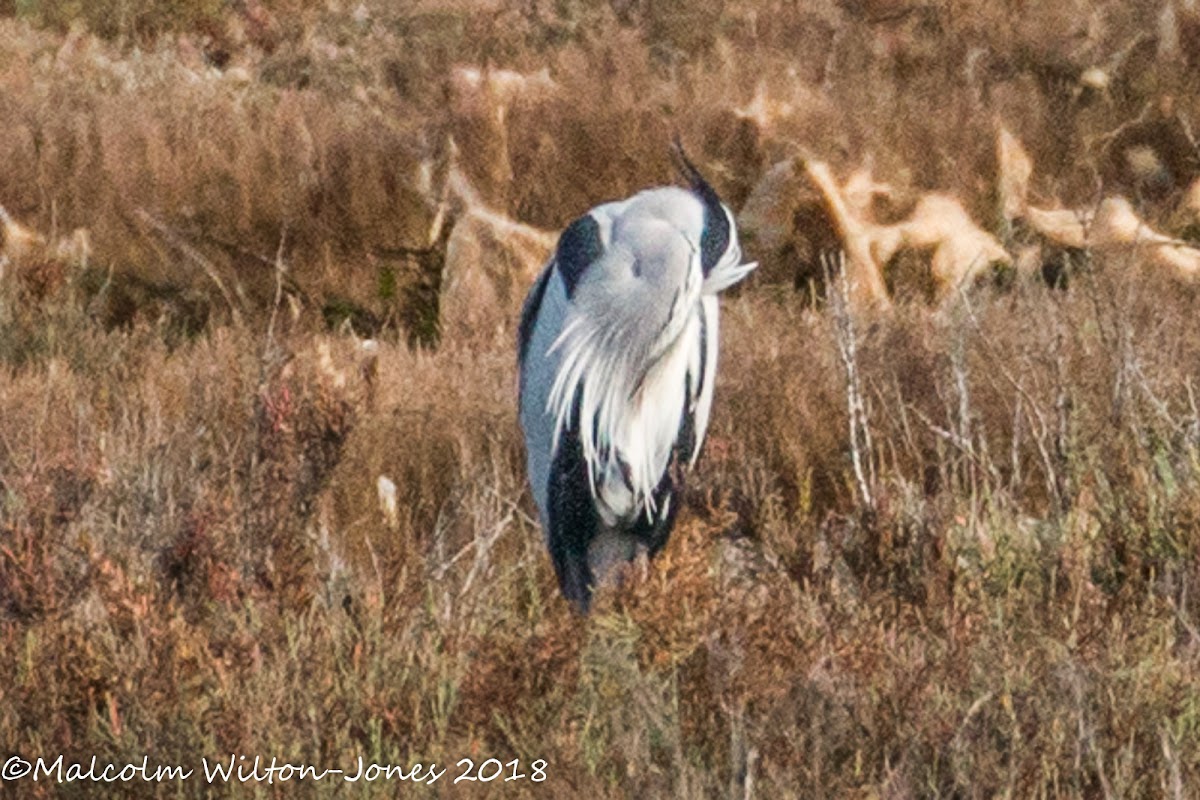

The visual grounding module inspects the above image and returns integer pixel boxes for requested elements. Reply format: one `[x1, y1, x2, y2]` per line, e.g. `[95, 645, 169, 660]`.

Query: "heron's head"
[670, 138, 756, 293]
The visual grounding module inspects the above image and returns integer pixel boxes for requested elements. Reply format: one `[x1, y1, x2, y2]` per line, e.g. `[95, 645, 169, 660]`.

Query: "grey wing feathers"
[517, 179, 754, 612]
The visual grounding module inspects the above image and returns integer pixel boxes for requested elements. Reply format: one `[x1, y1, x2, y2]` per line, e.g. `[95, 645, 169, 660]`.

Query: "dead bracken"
[1, 2, 1199, 798]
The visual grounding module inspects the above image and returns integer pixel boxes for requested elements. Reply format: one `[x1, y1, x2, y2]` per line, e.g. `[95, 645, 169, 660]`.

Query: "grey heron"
[517, 144, 757, 612]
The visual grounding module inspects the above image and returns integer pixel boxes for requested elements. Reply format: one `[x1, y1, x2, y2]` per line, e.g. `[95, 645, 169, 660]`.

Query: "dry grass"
[1, 1, 1200, 797]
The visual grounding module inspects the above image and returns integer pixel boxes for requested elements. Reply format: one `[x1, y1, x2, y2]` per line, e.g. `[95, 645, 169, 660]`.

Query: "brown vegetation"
[999, 125, 1200, 281]
[438, 166, 556, 346]
[1, 1, 1200, 797]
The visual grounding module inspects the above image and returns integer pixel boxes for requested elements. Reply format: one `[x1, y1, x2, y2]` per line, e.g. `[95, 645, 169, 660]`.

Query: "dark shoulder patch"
[517, 266, 552, 367]
[555, 214, 604, 298]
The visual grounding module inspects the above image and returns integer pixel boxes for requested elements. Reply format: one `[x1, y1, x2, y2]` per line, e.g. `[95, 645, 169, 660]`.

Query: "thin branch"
[823, 250, 875, 512]
[134, 208, 243, 324]
[265, 225, 289, 350]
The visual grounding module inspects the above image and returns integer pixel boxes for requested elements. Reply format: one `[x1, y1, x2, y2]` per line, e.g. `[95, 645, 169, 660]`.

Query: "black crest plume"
[669, 136, 731, 274]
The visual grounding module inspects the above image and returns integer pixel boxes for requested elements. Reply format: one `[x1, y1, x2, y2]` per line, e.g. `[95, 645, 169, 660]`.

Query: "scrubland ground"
[1, 1, 1200, 797]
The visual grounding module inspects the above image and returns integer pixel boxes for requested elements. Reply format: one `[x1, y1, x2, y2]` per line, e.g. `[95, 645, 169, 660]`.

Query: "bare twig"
[134, 208, 243, 323]
[823, 250, 875, 512]
[1052, 324, 1072, 508]
[1160, 726, 1185, 800]
[956, 289, 1064, 507]
[457, 509, 512, 604]
[265, 225, 288, 349]
[948, 314, 978, 495]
